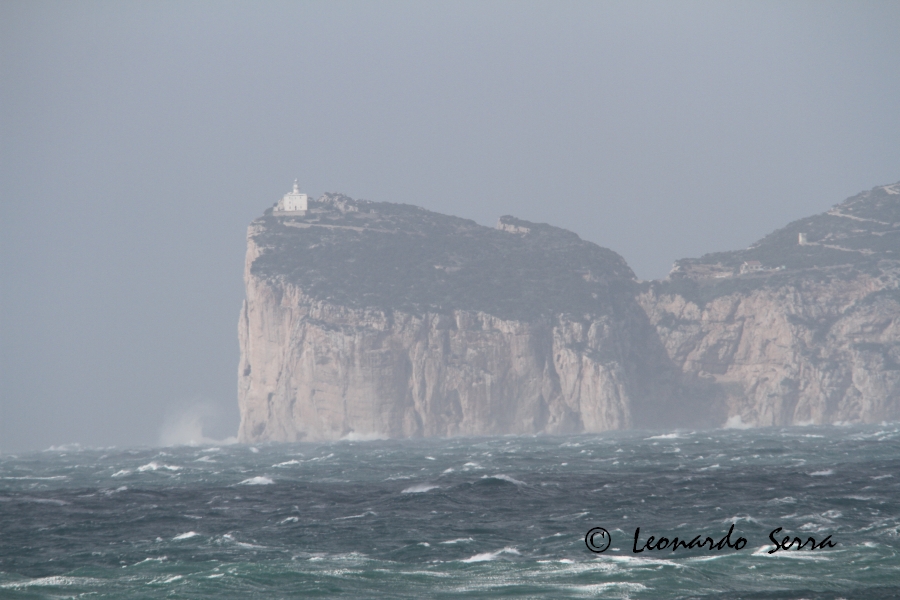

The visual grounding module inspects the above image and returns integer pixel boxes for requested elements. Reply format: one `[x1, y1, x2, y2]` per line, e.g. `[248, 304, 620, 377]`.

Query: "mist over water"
[1, 425, 898, 598]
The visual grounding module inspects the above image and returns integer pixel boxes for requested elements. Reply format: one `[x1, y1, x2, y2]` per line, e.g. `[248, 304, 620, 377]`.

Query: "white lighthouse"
[275, 180, 308, 214]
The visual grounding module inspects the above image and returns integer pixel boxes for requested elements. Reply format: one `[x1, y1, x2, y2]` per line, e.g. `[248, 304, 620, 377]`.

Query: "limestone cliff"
[238, 183, 900, 441]
[639, 182, 900, 427]
[238, 196, 689, 442]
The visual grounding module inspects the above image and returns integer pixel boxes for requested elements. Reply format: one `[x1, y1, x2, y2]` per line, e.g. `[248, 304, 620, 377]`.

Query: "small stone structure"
[740, 260, 764, 274]
[275, 180, 308, 214]
[496, 215, 532, 235]
[798, 233, 807, 245]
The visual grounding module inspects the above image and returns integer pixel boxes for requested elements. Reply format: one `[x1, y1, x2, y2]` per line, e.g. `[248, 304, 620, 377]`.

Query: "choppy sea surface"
[1, 425, 899, 599]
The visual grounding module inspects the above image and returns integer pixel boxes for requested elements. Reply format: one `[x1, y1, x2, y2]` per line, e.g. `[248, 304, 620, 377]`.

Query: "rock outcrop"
[639, 182, 900, 427]
[238, 183, 900, 441]
[238, 197, 681, 442]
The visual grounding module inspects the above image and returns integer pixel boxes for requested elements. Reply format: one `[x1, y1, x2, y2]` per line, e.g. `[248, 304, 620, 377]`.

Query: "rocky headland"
[640, 182, 900, 428]
[238, 183, 900, 442]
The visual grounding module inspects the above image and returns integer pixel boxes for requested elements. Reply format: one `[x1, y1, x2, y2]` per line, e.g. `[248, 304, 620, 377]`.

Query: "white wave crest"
[566, 582, 648, 594]
[724, 515, 760, 524]
[334, 511, 377, 520]
[809, 469, 834, 477]
[768, 496, 797, 504]
[238, 476, 274, 485]
[150, 575, 183, 584]
[137, 462, 181, 472]
[132, 556, 167, 566]
[401, 483, 440, 494]
[461, 546, 520, 563]
[0, 576, 99, 589]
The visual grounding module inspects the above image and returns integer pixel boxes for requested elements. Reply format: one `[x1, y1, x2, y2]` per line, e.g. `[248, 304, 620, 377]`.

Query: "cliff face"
[238, 197, 680, 443]
[639, 182, 900, 427]
[238, 183, 900, 441]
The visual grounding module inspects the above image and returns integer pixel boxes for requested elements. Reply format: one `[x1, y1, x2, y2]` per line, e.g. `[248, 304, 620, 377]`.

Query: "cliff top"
[686, 182, 899, 269]
[654, 181, 900, 304]
[249, 194, 636, 320]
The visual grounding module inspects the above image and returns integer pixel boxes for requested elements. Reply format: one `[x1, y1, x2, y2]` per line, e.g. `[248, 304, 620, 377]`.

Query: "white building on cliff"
[275, 180, 308, 214]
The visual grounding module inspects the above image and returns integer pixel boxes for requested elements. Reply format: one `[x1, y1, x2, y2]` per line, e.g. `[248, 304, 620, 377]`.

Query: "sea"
[1, 424, 898, 599]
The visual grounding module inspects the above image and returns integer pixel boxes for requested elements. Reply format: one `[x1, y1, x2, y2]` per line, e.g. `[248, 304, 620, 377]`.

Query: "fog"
[1, 1, 898, 452]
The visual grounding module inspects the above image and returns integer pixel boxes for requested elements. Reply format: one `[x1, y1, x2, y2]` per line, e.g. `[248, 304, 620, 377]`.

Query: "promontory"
[238, 182, 900, 442]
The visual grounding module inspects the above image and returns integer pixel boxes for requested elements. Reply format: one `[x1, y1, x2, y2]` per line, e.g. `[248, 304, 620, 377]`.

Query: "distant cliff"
[237, 196, 691, 443]
[238, 183, 900, 442]
[640, 182, 900, 427]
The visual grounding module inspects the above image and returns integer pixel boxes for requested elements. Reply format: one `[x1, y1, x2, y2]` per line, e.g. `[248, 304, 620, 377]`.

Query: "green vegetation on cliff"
[652, 182, 900, 305]
[685, 182, 899, 270]
[250, 194, 636, 320]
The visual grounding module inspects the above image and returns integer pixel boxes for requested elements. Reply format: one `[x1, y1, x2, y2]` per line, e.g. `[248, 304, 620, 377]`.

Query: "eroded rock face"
[640, 273, 900, 426]
[237, 198, 678, 442]
[639, 181, 900, 427]
[238, 287, 626, 442]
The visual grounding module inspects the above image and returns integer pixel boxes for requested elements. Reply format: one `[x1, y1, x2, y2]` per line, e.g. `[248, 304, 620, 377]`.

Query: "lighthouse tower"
[275, 180, 308, 214]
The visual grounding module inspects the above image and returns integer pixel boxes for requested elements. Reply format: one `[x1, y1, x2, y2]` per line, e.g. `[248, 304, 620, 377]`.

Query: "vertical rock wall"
[237, 234, 675, 442]
[638, 272, 900, 427]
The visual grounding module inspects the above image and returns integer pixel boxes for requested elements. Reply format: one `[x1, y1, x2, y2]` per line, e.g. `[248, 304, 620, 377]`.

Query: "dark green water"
[1, 425, 898, 598]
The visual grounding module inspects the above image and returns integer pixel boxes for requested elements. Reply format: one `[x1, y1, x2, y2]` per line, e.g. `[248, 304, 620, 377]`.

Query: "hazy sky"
[2, 1, 898, 452]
